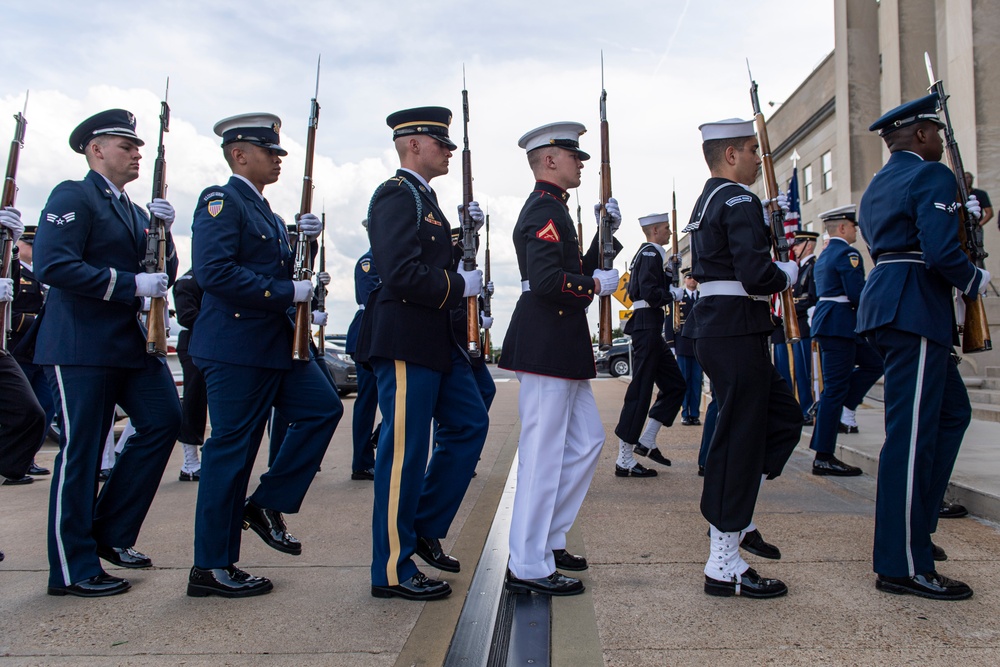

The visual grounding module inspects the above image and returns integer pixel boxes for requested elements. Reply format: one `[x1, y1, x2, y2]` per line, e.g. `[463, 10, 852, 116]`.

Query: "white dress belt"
[632, 300, 650, 309]
[818, 295, 850, 303]
[521, 280, 530, 292]
[698, 280, 768, 302]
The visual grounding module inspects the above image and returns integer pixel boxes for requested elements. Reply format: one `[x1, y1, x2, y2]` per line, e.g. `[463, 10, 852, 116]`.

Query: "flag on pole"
[784, 166, 801, 240]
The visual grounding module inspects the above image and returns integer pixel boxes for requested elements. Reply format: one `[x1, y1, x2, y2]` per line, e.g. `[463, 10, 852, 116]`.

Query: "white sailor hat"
[213, 113, 287, 156]
[517, 121, 590, 161]
[638, 212, 670, 227]
[819, 204, 857, 223]
[698, 118, 756, 142]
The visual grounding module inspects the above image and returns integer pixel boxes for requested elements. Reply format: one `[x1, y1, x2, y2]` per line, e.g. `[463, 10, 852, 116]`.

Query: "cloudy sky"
[2, 0, 835, 342]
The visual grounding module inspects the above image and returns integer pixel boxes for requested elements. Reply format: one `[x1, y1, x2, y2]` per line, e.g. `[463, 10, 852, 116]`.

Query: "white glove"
[0, 277, 12, 302]
[457, 201, 486, 232]
[775, 260, 799, 289]
[966, 194, 983, 221]
[145, 198, 175, 231]
[292, 279, 314, 303]
[978, 268, 992, 295]
[316, 271, 331, 286]
[807, 305, 815, 328]
[669, 286, 684, 301]
[134, 272, 168, 298]
[0, 206, 24, 243]
[594, 198, 622, 232]
[481, 315, 493, 330]
[297, 213, 322, 239]
[485, 280, 495, 297]
[312, 310, 328, 326]
[458, 266, 483, 298]
[593, 268, 619, 297]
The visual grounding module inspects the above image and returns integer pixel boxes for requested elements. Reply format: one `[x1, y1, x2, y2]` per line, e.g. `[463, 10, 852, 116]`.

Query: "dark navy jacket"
[33, 170, 178, 367]
[624, 242, 669, 336]
[345, 249, 379, 356]
[811, 238, 865, 340]
[857, 151, 984, 347]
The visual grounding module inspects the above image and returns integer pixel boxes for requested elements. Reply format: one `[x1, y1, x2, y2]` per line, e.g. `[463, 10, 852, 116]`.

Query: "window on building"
[821, 151, 833, 191]
[803, 165, 813, 202]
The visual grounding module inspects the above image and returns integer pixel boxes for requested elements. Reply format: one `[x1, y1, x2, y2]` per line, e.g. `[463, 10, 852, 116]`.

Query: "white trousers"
[508, 372, 605, 579]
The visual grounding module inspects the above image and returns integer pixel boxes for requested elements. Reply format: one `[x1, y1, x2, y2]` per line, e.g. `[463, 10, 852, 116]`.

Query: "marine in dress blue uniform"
[683, 118, 802, 598]
[612, 212, 684, 477]
[187, 113, 342, 598]
[499, 122, 622, 596]
[345, 242, 379, 480]
[857, 94, 988, 600]
[357, 107, 488, 601]
[31, 109, 182, 597]
[808, 206, 882, 476]
[675, 269, 704, 425]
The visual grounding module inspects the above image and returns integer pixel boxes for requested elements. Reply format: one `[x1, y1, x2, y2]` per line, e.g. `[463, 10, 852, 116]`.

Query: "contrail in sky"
[653, 0, 693, 77]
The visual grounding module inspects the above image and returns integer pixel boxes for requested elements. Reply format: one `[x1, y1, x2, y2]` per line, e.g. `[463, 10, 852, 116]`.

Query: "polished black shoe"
[48, 572, 131, 597]
[505, 569, 584, 596]
[243, 500, 301, 555]
[939, 502, 968, 519]
[681, 417, 694, 425]
[740, 529, 781, 560]
[351, 468, 375, 481]
[704, 568, 788, 598]
[371, 572, 451, 601]
[28, 463, 51, 476]
[2, 475, 34, 486]
[187, 565, 273, 598]
[0, 550, 4, 562]
[553, 548, 588, 571]
[697, 465, 705, 477]
[838, 422, 860, 434]
[876, 571, 972, 601]
[97, 545, 152, 569]
[812, 456, 862, 477]
[633, 444, 671, 466]
[615, 462, 657, 478]
[415, 537, 460, 573]
[178, 469, 200, 482]
[932, 542, 947, 562]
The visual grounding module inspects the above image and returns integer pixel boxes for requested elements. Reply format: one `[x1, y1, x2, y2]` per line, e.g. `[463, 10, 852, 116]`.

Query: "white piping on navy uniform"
[905, 338, 928, 577]
[53, 365, 73, 585]
[103, 268, 118, 301]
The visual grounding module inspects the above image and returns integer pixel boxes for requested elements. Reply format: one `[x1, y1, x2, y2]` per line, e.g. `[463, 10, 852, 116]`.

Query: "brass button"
[431, 235, 436, 241]
[234, 313, 241, 318]
[558, 310, 564, 316]
[264, 290, 271, 298]
[567, 282, 572, 288]
[578, 285, 582, 291]
[588, 290, 593, 295]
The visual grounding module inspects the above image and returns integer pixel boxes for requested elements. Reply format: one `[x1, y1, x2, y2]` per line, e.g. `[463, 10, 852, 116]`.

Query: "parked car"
[323, 334, 358, 396]
[595, 337, 632, 377]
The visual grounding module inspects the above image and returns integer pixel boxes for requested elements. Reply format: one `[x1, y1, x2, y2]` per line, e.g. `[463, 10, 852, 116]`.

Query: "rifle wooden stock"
[461, 80, 481, 358]
[293, 62, 321, 361]
[598, 86, 614, 350]
[957, 216, 991, 352]
[1, 105, 26, 353]
[145, 85, 170, 357]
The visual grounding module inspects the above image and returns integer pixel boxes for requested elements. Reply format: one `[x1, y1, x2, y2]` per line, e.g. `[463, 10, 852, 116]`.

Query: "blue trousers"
[268, 356, 338, 466]
[351, 358, 378, 473]
[676, 354, 703, 420]
[370, 349, 489, 587]
[194, 358, 341, 569]
[809, 336, 884, 455]
[867, 329, 969, 578]
[45, 360, 181, 587]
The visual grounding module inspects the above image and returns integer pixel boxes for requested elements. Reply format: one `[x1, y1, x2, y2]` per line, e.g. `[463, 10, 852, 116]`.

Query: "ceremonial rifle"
[1, 93, 26, 352]
[748, 60, 800, 343]
[670, 182, 682, 333]
[292, 56, 321, 360]
[925, 52, 992, 353]
[483, 208, 492, 362]
[597, 52, 615, 350]
[143, 80, 170, 357]
[461, 66, 481, 358]
[316, 208, 327, 357]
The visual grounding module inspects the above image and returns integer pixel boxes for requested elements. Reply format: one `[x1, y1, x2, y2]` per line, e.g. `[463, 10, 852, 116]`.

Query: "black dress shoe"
[876, 571, 972, 601]
[838, 422, 859, 434]
[351, 468, 375, 481]
[704, 568, 788, 598]
[415, 537, 460, 573]
[243, 500, 301, 555]
[178, 469, 200, 482]
[689, 417, 701, 426]
[553, 548, 588, 571]
[371, 572, 451, 601]
[0, 550, 4, 562]
[740, 529, 781, 560]
[812, 456, 862, 477]
[615, 462, 657, 478]
[97, 545, 152, 569]
[697, 465, 705, 477]
[505, 569, 585, 596]
[939, 502, 968, 519]
[681, 416, 694, 425]
[931, 542, 947, 562]
[633, 444, 671, 466]
[28, 463, 50, 476]
[2, 475, 34, 486]
[48, 572, 131, 597]
[187, 565, 273, 598]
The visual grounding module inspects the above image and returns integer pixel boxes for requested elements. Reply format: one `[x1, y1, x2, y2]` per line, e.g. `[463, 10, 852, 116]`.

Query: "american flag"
[784, 167, 801, 240]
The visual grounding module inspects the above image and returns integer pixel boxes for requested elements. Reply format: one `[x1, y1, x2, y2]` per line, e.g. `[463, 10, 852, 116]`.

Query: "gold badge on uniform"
[361, 259, 371, 273]
[208, 200, 224, 217]
[424, 212, 442, 226]
[850, 255, 860, 268]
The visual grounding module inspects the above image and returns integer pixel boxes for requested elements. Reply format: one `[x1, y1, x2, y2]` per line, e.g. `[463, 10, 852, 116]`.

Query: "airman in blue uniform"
[858, 93, 989, 601]
[345, 242, 380, 480]
[31, 109, 182, 597]
[187, 113, 342, 599]
[675, 269, 703, 425]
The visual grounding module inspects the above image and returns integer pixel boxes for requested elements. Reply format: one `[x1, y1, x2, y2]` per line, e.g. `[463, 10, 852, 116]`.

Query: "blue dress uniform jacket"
[812, 238, 864, 339]
[499, 181, 621, 379]
[345, 249, 379, 356]
[346, 249, 379, 474]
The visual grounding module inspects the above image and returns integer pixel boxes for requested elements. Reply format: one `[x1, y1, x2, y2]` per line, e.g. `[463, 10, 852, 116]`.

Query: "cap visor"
[430, 134, 457, 151]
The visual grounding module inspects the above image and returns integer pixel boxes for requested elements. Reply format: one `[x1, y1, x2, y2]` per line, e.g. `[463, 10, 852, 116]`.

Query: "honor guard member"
[187, 113, 342, 598]
[499, 121, 622, 596]
[675, 269, 704, 426]
[612, 212, 685, 477]
[683, 118, 803, 598]
[345, 238, 379, 481]
[790, 230, 819, 420]
[172, 269, 205, 481]
[357, 106, 488, 601]
[857, 94, 988, 601]
[808, 206, 882, 476]
[30, 109, 182, 596]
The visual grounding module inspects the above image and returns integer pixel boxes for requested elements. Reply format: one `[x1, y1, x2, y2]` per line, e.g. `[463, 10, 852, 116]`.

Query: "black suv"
[594, 338, 632, 377]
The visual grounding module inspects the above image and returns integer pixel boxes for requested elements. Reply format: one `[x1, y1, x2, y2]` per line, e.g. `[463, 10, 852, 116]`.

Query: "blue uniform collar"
[231, 174, 265, 200]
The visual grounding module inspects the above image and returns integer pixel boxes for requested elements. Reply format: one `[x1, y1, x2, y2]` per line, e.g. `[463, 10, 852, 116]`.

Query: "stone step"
[986, 366, 1000, 378]
[967, 389, 1000, 405]
[972, 401, 1000, 423]
[983, 377, 1000, 390]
